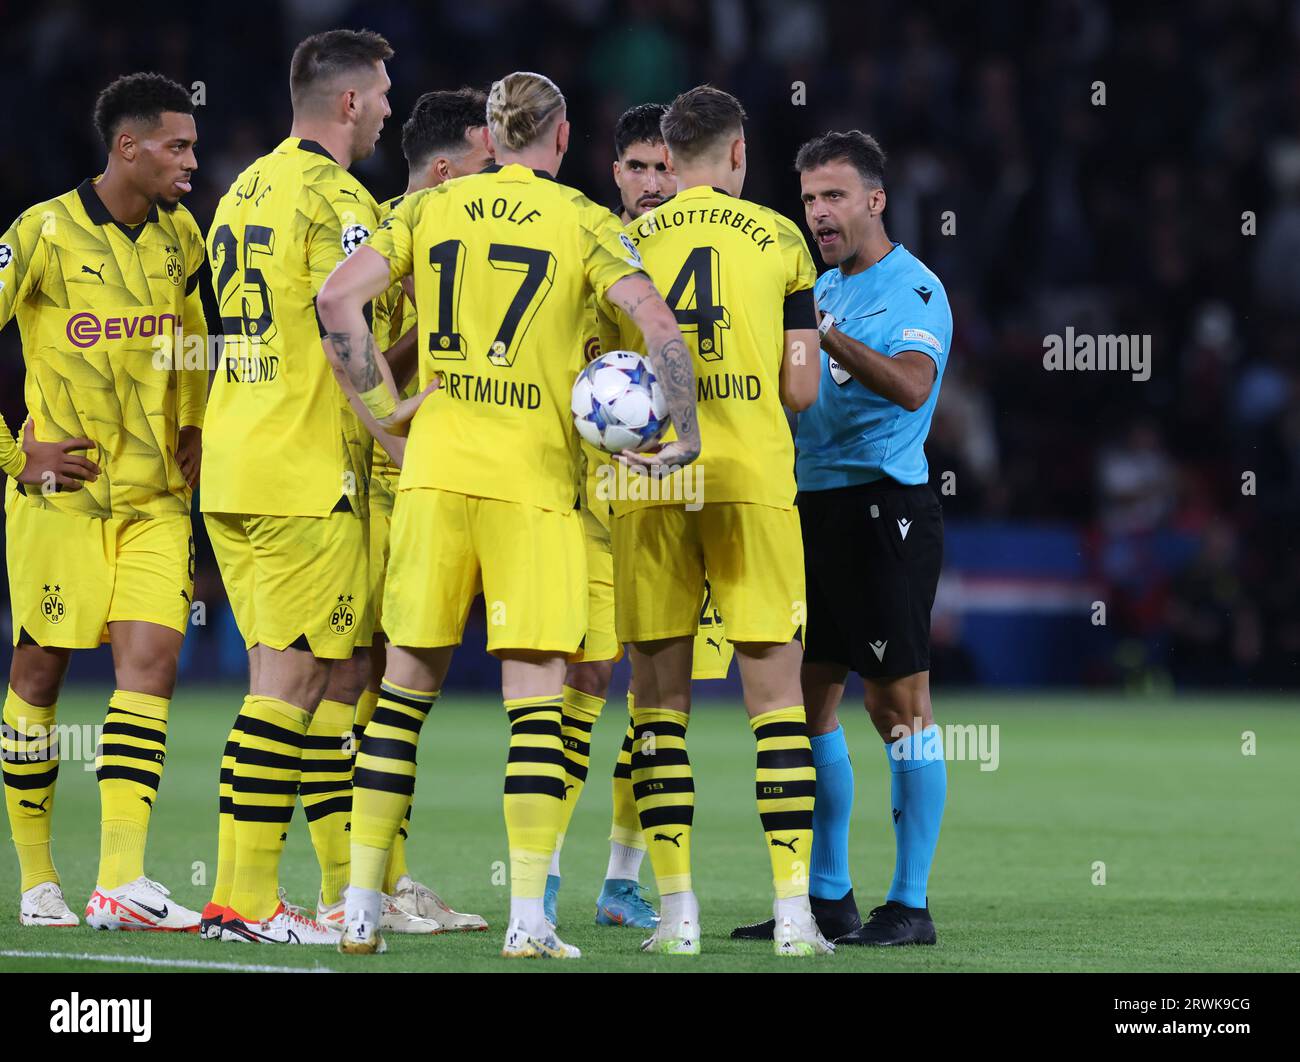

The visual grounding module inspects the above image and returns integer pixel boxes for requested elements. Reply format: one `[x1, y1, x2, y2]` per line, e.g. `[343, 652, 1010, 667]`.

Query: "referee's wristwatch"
[818, 311, 836, 337]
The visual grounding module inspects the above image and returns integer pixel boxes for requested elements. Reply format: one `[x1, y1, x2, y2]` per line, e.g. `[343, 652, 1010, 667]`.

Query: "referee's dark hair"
[614, 103, 667, 158]
[661, 86, 746, 162]
[290, 28, 393, 113]
[402, 88, 489, 167]
[93, 73, 194, 150]
[795, 130, 887, 189]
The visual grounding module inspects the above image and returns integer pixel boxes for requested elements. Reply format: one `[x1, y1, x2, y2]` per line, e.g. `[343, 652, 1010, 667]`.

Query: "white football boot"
[384, 875, 488, 934]
[220, 900, 340, 944]
[773, 898, 835, 957]
[85, 876, 200, 932]
[338, 905, 388, 955]
[641, 891, 700, 955]
[639, 917, 701, 955]
[20, 881, 78, 927]
[501, 917, 580, 959]
[316, 886, 347, 932]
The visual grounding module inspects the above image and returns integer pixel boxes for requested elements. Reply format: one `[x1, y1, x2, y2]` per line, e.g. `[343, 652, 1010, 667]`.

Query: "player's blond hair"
[486, 72, 565, 151]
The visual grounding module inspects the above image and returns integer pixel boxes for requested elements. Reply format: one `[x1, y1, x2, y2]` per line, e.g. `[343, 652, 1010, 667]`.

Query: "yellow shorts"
[368, 470, 398, 637]
[5, 483, 192, 648]
[571, 506, 622, 665]
[613, 503, 805, 645]
[204, 509, 369, 660]
[384, 488, 586, 654]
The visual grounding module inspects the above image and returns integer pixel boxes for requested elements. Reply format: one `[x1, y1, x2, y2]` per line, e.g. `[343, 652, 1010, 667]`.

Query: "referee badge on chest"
[828, 358, 852, 386]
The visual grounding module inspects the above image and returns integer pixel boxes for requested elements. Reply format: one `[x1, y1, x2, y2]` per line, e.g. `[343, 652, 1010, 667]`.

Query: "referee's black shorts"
[799, 478, 943, 680]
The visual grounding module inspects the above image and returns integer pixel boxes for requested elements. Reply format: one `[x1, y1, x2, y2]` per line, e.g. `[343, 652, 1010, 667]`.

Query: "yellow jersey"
[370, 193, 420, 486]
[364, 163, 643, 512]
[607, 185, 817, 510]
[0, 179, 208, 518]
[201, 137, 381, 517]
[578, 294, 612, 530]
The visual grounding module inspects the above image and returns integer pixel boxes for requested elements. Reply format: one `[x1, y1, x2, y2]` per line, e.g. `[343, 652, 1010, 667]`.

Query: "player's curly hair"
[487, 72, 565, 152]
[795, 130, 887, 188]
[614, 103, 667, 158]
[92, 73, 193, 150]
[660, 86, 746, 162]
[402, 88, 489, 167]
[290, 28, 393, 112]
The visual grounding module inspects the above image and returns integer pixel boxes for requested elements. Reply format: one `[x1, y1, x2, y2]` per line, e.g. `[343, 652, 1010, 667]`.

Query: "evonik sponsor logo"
[66, 311, 179, 349]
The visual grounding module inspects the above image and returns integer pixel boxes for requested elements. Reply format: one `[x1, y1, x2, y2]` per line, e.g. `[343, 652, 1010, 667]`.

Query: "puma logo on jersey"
[897, 518, 911, 540]
[338, 189, 360, 201]
[81, 263, 106, 283]
[706, 637, 722, 652]
[653, 831, 684, 847]
[869, 640, 888, 662]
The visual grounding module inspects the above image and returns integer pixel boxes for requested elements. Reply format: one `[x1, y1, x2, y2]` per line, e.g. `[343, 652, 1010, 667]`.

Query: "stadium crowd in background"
[1, 0, 1295, 689]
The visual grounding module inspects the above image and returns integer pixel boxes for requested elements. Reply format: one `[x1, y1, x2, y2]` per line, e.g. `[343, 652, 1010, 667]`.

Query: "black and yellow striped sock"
[301, 699, 354, 906]
[555, 686, 604, 861]
[228, 696, 308, 922]
[631, 706, 693, 895]
[96, 690, 169, 889]
[354, 687, 412, 892]
[503, 695, 566, 899]
[751, 706, 816, 898]
[609, 691, 644, 850]
[352, 682, 435, 893]
[2, 690, 60, 892]
[210, 702, 249, 910]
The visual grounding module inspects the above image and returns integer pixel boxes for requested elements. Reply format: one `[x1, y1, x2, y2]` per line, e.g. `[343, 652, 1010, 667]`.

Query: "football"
[570, 350, 670, 453]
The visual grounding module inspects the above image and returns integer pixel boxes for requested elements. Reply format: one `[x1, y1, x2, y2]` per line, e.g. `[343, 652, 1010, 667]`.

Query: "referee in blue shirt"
[734, 132, 950, 947]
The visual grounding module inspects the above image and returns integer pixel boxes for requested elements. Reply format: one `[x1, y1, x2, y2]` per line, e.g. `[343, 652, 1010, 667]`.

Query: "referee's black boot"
[834, 899, 936, 946]
[730, 889, 862, 941]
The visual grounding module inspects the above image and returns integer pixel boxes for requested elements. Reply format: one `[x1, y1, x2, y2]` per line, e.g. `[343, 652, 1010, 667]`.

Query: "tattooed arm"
[604, 273, 701, 466]
[318, 245, 433, 433]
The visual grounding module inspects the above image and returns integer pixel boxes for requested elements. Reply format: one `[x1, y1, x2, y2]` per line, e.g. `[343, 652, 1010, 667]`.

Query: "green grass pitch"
[1, 689, 1296, 972]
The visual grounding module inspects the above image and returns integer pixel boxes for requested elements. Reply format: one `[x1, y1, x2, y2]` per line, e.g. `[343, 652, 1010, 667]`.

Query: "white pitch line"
[0, 948, 333, 973]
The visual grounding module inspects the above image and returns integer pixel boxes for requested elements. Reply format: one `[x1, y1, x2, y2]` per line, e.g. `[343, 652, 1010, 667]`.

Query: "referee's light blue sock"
[884, 724, 946, 909]
[809, 725, 854, 901]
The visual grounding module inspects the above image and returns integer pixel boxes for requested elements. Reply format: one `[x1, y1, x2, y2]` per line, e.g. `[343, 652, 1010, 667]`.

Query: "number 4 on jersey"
[666, 246, 729, 362]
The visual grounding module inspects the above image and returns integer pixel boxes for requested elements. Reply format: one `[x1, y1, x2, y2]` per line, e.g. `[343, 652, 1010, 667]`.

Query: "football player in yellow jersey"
[200, 29, 422, 945]
[547, 102, 740, 931]
[317, 70, 699, 959]
[354, 88, 495, 935]
[0, 74, 207, 931]
[599, 86, 828, 957]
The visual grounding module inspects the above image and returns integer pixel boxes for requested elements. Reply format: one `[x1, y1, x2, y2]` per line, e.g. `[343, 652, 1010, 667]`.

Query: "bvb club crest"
[40, 584, 65, 624]
[330, 593, 356, 635]
[164, 246, 184, 286]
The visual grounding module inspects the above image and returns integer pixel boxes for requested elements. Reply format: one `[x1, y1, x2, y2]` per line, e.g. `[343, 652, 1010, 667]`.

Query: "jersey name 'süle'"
[364, 163, 643, 512]
[201, 137, 380, 517]
[0, 179, 208, 518]
[605, 185, 817, 510]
